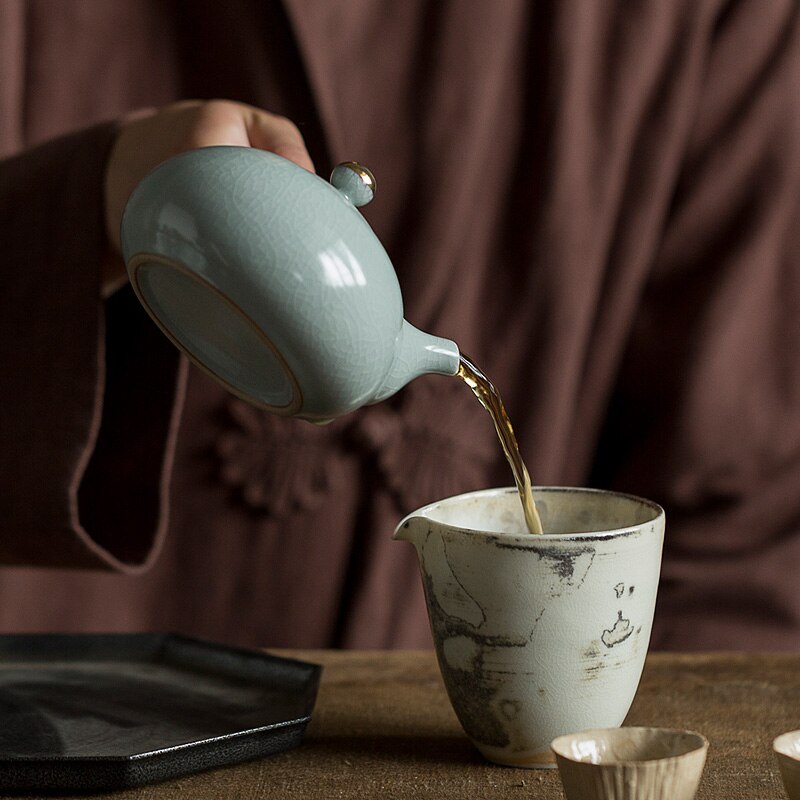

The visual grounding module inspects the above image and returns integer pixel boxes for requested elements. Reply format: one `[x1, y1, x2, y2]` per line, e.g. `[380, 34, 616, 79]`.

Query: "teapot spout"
[372, 320, 460, 404]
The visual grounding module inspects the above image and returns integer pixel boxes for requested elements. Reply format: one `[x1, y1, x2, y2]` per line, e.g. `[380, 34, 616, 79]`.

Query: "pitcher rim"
[394, 486, 665, 543]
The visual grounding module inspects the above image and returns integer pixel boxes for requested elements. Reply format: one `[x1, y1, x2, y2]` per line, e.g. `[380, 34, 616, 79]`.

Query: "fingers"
[186, 101, 315, 173]
[244, 109, 316, 173]
[104, 100, 316, 259]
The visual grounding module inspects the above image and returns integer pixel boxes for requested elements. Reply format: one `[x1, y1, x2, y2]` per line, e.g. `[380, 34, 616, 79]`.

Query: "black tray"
[0, 633, 321, 793]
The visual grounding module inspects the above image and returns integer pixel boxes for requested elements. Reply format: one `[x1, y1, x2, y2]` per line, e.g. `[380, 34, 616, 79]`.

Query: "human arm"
[0, 101, 313, 570]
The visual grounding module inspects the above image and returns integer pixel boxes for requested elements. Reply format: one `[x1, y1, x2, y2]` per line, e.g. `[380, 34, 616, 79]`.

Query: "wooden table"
[11, 651, 800, 799]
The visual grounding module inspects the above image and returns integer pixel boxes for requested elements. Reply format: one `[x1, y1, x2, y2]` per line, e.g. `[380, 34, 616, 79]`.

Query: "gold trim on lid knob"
[330, 162, 376, 207]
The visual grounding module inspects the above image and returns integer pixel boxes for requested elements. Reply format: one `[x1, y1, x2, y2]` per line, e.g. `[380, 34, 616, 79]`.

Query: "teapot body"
[121, 147, 458, 420]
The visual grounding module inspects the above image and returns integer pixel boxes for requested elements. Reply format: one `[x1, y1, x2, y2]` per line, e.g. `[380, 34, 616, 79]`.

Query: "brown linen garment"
[1, 0, 799, 649]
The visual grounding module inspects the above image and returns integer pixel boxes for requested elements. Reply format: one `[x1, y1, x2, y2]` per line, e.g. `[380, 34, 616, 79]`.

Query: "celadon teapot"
[120, 146, 460, 421]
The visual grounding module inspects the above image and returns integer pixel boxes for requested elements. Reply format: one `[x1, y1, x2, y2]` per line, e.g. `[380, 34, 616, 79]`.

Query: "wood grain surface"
[10, 650, 799, 799]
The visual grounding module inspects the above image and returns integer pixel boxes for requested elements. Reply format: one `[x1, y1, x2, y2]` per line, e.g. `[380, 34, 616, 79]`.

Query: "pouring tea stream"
[121, 147, 543, 533]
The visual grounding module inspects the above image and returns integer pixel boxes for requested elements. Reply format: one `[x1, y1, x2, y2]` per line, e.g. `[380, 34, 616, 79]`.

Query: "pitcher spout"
[393, 513, 432, 547]
[372, 320, 460, 404]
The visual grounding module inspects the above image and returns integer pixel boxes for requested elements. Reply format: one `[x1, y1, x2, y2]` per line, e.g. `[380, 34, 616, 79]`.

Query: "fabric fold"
[0, 124, 184, 571]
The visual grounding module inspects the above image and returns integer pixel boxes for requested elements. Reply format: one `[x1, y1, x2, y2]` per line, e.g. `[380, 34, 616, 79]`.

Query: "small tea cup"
[774, 730, 800, 799]
[551, 727, 708, 800]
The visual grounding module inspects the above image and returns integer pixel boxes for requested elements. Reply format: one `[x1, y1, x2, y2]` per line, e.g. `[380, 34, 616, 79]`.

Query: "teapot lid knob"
[330, 162, 376, 207]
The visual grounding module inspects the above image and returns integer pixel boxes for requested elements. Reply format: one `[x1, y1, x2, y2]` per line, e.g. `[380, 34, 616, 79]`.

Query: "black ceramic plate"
[0, 633, 321, 793]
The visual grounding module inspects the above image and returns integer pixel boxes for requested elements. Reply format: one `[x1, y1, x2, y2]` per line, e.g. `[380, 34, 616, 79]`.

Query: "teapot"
[120, 146, 460, 421]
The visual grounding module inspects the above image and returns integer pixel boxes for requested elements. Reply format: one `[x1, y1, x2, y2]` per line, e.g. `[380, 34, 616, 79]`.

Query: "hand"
[102, 100, 314, 295]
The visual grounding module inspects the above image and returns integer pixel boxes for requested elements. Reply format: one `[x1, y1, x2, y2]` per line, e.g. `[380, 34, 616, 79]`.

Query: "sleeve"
[596, 0, 800, 646]
[0, 124, 186, 572]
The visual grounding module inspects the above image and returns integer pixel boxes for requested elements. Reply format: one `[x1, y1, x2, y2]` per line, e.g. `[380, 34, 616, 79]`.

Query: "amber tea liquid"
[457, 353, 544, 535]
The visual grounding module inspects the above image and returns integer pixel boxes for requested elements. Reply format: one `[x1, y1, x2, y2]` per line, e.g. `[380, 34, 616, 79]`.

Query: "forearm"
[0, 123, 182, 570]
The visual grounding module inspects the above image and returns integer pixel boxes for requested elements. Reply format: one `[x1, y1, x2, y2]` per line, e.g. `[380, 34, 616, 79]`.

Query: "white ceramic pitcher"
[395, 487, 665, 767]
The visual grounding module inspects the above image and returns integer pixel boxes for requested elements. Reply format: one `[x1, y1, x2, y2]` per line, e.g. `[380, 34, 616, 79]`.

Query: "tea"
[456, 353, 544, 534]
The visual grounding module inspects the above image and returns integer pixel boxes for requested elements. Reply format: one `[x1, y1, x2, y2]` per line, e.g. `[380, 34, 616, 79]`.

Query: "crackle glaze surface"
[394, 487, 665, 767]
[121, 147, 458, 419]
